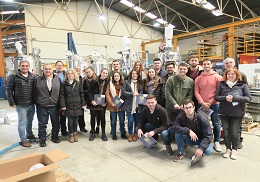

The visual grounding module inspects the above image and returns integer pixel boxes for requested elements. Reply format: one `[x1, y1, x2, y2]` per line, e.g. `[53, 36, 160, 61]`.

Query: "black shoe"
[80, 128, 88, 132]
[95, 127, 99, 134]
[39, 140, 46, 147]
[27, 134, 37, 140]
[101, 134, 108, 141]
[89, 133, 95, 141]
[51, 138, 61, 143]
[62, 131, 69, 136]
[112, 134, 117, 141]
[121, 134, 127, 139]
[110, 131, 112, 135]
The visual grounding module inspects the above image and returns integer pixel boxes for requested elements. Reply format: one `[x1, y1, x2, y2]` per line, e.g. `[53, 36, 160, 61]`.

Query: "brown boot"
[73, 132, 78, 142]
[132, 134, 138, 142]
[69, 134, 74, 143]
[166, 145, 173, 156]
[21, 140, 31, 147]
[128, 134, 133, 142]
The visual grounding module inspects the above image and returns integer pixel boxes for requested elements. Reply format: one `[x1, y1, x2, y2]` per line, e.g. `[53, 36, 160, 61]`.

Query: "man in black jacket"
[6, 60, 36, 147]
[35, 63, 61, 147]
[137, 94, 172, 155]
[171, 99, 213, 162]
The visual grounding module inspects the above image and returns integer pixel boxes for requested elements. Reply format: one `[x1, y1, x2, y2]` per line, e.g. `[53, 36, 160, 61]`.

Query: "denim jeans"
[175, 133, 213, 155]
[16, 104, 35, 142]
[126, 109, 139, 134]
[198, 104, 220, 142]
[142, 123, 170, 145]
[110, 111, 125, 135]
[36, 105, 60, 140]
[220, 115, 242, 150]
[68, 116, 79, 134]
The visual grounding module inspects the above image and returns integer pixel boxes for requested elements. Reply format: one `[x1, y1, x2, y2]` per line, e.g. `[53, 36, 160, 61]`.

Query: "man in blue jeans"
[6, 60, 36, 147]
[137, 94, 172, 156]
[171, 99, 213, 162]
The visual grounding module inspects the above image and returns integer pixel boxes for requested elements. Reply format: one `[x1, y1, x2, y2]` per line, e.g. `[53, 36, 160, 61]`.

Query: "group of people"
[6, 55, 251, 162]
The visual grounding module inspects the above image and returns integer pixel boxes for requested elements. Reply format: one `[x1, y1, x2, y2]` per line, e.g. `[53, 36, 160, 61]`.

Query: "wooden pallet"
[55, 170, 78, 182]
[242, 122, 260, 132]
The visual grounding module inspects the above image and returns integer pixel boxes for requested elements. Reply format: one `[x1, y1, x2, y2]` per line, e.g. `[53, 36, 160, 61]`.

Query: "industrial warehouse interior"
[0, 0, 260, 181]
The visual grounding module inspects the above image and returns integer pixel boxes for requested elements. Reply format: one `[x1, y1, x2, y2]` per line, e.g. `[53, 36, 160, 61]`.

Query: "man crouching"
[171, 99, 213, 162]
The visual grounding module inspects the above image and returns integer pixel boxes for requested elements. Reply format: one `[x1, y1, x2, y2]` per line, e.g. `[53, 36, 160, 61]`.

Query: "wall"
[25, 1, 163, 64]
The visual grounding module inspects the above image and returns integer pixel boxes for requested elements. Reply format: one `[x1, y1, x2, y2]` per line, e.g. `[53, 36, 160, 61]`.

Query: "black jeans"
[68, 116, 79, 134]
[78, 110, 86, 129]
[220, 115, 242, 150]
[90, 109, 106, 132]
[36, 105, 60, 140]
[60, 115, 67, 133]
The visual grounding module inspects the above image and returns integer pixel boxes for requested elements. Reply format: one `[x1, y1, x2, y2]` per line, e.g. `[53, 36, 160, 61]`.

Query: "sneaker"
[51, 138, 61, 143]
[39, 139, 46, 147]
[112, 134, 117, 141]
[174, 154, 185, 162]
[21, 140, 31, 147]
[222, 149, 231, 158]
[231, 150, 238, 160]
[121, 133, 128, 139]
[80, 128, 88, 132]
[101, 134, 108, 141]
[214, 142, 222, 152]
[27, 134, 37, 140]
[238, 142, 243, 149]
[89, 133, 95, 141]
[62, 131, 69, 137]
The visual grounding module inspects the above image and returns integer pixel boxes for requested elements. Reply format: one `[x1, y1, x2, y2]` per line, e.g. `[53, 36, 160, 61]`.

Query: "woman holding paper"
[83, 67, 110, 141]
[122, 70, 143, 142]
[105, 72, 127, 140]
[144, 67, 166, 108]
[215, 68, 251, 160]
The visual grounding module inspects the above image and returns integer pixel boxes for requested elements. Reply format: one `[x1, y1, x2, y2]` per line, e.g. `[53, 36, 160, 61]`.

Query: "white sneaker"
[231, 150, 238, 160]
[222, 149, 231, 158]
[214, 142, 222, 152]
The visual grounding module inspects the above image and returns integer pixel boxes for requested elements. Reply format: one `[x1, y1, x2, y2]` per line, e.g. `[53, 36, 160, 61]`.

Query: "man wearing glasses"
[171, 99, 213, 162]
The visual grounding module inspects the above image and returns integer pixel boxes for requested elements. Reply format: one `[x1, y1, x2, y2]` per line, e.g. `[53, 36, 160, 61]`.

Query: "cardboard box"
[0, 149, 69, 182]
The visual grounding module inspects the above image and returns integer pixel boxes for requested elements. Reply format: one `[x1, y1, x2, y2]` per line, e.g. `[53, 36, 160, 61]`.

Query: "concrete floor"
[0, 99, 260, 182]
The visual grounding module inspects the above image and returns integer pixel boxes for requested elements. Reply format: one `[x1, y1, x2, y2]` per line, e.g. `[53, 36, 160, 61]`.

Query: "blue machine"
[0, 77, 6, 99]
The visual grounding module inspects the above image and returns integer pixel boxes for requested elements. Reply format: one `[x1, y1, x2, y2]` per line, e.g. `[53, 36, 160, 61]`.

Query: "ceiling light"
[120, 0, 134, 8]
[156, 18, 168, 25]
[0, 11, 21, 15]
[196, 0, 208, 5]
[168, 24, 175, 28]
[154, 22, 160, 27]
[99, 14, 106, 20]
[133, 6, 145, 13]
[212, 9, 223, 16]
[202, 2, 216, 10]
[61, 4, 68, 11]
[145, 12, 157, 19]
[2, 0, 14, 2]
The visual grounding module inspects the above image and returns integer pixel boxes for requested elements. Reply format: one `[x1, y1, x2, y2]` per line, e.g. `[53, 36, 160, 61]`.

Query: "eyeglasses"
[225, 61, 234, 65]
[183, 106, 194, 110]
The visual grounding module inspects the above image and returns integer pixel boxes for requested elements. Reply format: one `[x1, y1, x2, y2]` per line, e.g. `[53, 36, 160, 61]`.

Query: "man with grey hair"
[6, 60, 36, 147]
[223, 57, 247, 149]
[35, 63, 62, 147]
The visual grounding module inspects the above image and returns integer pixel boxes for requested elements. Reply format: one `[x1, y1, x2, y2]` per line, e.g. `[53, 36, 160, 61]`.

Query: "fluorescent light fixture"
[212, 9, 223, 16]
[133, 6, 145, 13]
[0, 11, 21, 15]
[168, 24, 175, 28]
[202, 2, 216, 10]
[156, 18, 168, 25]
[196, 0, 207, 5]
[2, 0, 14, 2]
[145, 12, 157, 19]
[154, 22, 160, 27]
[120, 0, 134, 8]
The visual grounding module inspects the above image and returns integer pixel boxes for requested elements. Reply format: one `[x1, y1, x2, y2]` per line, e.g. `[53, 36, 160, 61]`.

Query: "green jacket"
[165, 75, 194, 112]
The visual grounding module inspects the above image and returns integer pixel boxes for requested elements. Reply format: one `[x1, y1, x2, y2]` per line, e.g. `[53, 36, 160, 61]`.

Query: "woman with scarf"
[144, 67, 166, 108]
[83, 67, 110, 141]
[60, 69, 86, 143]
[105, 72, 127, 140]
[215, 68, 251, 160]
[122, 70, 143, 142]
